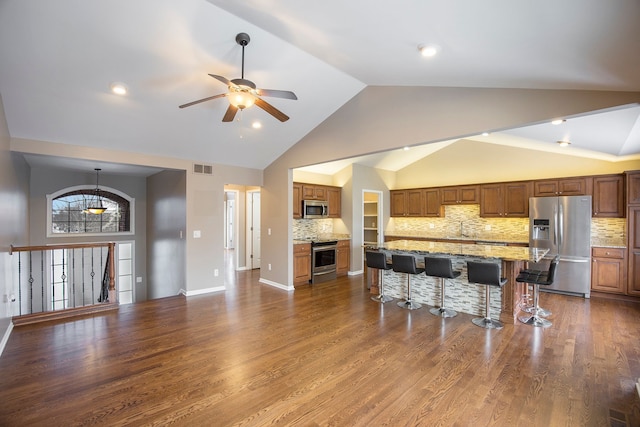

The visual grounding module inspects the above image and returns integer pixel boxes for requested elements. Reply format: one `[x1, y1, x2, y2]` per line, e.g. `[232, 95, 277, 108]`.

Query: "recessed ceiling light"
[482, 132, 490, 136]
[557, 140, 571, 147]
[110, 82, 128, 96]
[418, 44, 439, 58]
[252, 121, 262, 129]
[403, 146, 410, 151]
[551, 119, 566, 125]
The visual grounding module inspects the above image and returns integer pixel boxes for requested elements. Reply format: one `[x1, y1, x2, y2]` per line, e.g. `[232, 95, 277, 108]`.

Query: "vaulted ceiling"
[1, 0, 639, 175]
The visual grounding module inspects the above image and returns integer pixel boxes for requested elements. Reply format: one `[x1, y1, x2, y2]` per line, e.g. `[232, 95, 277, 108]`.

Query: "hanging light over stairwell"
[86, 168, 107, 215]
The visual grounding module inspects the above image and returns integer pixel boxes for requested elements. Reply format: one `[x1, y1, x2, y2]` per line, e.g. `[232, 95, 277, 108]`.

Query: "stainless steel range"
[311, 240, 337, 284]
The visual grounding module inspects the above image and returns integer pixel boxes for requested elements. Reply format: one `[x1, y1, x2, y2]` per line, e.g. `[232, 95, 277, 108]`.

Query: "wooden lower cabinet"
[293, 243, 311, 286]
[628, 206, 640, 296]
[336, 240, 350, 276]
[591, 247, 627, 294]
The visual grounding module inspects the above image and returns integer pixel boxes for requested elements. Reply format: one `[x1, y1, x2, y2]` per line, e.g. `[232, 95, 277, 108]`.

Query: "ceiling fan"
[179, 32, 297, 122]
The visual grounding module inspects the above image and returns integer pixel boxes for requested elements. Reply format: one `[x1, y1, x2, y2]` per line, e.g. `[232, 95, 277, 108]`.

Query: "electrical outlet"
[268, 228, 271, 235]
[524, 224, 529, 231]
[484, 225, 492, 231]
[214, 269, 219, 277]
[268, 263, 272, 271]
[429, 223, 435, 229]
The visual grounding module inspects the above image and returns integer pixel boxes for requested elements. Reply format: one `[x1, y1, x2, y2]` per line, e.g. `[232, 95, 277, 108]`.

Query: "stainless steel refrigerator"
[528, 195, 592, 298]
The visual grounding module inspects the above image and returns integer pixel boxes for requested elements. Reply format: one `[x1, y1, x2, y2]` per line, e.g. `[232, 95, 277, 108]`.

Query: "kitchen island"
[366, 240, 548, 324]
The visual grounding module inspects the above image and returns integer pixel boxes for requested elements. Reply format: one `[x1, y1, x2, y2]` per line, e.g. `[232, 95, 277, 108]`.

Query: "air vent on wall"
[193, 163, 213, 175]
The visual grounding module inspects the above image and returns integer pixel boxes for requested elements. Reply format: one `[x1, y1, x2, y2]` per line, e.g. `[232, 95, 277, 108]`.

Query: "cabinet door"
[336, 240, 350, 275]
[593, 175, 624, 218]
[440, 187, 459, 205]
[423, 188, 442, 217]
[628, 207, 640, 296]
[326, 187, 341, 218]
[294, 244, 311, 285]
[503, 181, 531, 217]
[458, 185, 480, 204]
[302, 185, 326, 200]
[479, 184, 503, 217]
[533, 180, 559, 197]
[390, 190, 407, 217]
[557, 177, 589, 195]
[591, 248, 626, 294]
[405, 189, 423, 216]
[626, 171, 640, 205]
[293, 183, 302, 219]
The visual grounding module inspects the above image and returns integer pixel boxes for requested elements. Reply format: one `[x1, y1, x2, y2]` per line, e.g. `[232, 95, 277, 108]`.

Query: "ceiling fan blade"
[222, 104, 239, 122]
[256, 88, 297, 100]
[254, 97, 290, 122]
[209, 74, 235, 87]
[179, 93, 227, 109]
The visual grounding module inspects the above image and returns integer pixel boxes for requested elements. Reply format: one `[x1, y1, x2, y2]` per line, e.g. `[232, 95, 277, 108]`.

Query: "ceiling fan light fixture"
[228, 89, 255, 110]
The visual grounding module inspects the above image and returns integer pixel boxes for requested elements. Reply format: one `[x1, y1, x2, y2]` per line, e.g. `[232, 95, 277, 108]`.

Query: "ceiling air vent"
[193, 163, 213, 175]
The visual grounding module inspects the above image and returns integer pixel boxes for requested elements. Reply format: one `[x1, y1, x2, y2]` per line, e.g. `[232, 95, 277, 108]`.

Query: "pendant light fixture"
[86, 168, 107, 215]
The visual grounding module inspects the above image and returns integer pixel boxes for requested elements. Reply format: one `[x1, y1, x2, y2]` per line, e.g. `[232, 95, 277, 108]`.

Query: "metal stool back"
[467, 261, 507, 329]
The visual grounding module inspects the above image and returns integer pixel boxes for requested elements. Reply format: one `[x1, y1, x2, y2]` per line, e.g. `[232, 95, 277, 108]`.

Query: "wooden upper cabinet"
[504, 181, 532, 217]
[302, 184, 326, 200]
[423, 188, 443, 217]
[326, 187, 341, 218]
[479, 184, 503, 217]
[479, 181, 531, 218]
[390, 189, 423, 217]
[627, 171, 640, 205]
[293, 182, 302, 219]
[533, 177, 591, 197]
[294, 182, 341, 218]
[441, 185, 479, 205]
[592, 174, 624, 218]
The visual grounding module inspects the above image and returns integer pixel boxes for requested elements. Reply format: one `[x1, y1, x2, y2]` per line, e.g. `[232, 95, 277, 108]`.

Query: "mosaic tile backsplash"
[387, 205, 626, 246]
[294, 204, 626, 246]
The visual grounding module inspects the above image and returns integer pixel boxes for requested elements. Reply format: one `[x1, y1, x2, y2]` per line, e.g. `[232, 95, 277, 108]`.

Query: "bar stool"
[366, 251, 394, 303]
[467, 261, 507, 329]
[392, 254, 424, 310]
[516, 256, 559, 328]
[424, 256, 461, 318]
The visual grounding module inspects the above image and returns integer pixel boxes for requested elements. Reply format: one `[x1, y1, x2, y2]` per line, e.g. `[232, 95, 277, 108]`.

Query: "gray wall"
[0, 94, 29, 351]
[28, 167, 149, 301]
[147, 170, 186, 299]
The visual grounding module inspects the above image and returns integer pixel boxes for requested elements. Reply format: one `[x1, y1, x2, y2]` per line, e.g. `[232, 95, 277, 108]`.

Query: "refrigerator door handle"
[553, 204, 558, 246]
[558, 202, 564, 248]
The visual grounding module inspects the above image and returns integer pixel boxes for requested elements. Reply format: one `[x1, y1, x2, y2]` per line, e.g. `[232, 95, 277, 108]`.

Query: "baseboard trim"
[0, 322, 14, 357]
[179, 286, 226, 297]
[348, 269, 364, 276]
[259, 278, 294, 291]
[12, 303, 119, 326]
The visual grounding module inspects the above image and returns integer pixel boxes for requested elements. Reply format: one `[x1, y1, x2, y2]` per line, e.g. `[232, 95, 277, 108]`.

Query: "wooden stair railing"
[9, 242, 117, 325]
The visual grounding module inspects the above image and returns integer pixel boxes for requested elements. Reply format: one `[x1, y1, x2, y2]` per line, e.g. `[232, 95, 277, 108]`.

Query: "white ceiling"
[1, 0, 639, 175]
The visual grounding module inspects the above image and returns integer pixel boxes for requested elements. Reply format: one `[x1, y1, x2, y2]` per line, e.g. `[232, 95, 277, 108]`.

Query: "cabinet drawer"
[592, 247, 625, 259]
[337, 240, 350, 248]
[294, 243, 311, 253]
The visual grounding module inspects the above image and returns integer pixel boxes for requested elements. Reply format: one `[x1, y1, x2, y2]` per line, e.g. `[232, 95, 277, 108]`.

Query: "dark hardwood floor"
[1, 261, 640, 426]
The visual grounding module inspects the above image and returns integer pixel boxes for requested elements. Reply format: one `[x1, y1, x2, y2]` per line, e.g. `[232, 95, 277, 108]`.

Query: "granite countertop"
[368, 239, 548, 263]
[294, 234, 351, 245]
[384, 232, 528, 245]
[591, 238, 626, 248]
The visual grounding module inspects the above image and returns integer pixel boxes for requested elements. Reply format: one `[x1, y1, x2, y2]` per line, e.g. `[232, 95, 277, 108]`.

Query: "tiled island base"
[366, 240, 548, 325]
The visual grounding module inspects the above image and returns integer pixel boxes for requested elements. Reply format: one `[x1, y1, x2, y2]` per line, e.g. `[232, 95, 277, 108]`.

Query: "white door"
[225, 194, 235, 249]
[249, 191, 261, 269]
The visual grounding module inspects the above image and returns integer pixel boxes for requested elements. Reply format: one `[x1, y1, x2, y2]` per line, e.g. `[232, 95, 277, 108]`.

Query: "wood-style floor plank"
[1, 264, 640, 426]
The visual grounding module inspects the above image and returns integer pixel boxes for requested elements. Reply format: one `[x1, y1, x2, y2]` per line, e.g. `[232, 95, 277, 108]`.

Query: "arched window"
[48, 186, 134, 236]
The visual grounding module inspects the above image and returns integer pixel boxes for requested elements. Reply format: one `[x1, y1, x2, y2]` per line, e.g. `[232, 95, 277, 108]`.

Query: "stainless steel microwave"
[303, 200, 329, 218]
